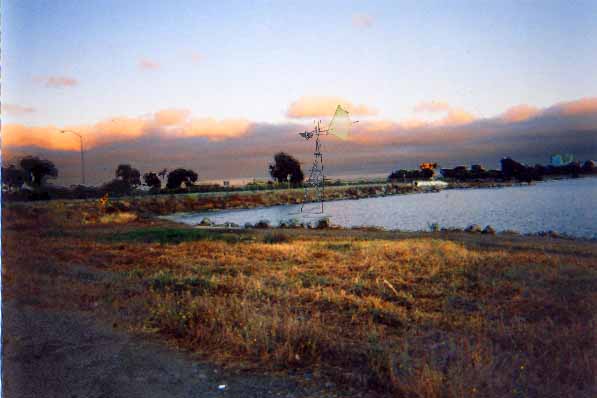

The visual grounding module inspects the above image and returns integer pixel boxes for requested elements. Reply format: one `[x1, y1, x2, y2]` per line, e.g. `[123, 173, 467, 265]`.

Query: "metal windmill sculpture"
[298, 105, 356, 213]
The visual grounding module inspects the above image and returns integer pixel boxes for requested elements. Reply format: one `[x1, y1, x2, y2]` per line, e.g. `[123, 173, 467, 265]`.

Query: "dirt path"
[2, 301, 347, 398]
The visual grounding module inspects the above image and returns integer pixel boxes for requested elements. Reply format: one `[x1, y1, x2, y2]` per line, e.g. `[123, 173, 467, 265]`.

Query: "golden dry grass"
[3, 203, 597, 397]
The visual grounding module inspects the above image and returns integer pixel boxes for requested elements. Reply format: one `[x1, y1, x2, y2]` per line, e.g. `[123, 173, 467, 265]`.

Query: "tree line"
[1, 151, 305, 201]
[388, 157, 596, 183]
[1, 156, 201, 200]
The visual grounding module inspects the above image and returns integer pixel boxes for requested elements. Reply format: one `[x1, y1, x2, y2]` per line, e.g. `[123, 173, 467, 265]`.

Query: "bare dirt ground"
[2, 300, 349, 398]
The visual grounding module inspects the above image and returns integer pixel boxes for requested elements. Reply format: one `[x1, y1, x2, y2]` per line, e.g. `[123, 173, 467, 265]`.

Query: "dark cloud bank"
[4, 100, 597, 186]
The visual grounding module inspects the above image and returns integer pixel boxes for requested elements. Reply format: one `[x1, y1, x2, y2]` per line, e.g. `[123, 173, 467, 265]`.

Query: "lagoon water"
[165, 177, 597, 239]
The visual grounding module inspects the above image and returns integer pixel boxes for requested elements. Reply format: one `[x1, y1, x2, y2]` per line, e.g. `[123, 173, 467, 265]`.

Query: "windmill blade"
[328, 105, 351, 140]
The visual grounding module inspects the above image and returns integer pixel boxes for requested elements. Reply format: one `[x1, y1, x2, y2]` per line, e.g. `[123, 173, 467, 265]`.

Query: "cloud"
[3, 103, 36, 116]
[353, 14, 374, 28]
[413, 100, 452, 113]
[182, 118, 250, 140]
[139, 58, 160, 70]
[154, 109, 191, 126]
[545, 97, 597, 116]
[35, 76, 78, 88]
[500, 104, 540, 122]
[3, 124, 76, 151]
[350, 97, 597, 150]
[3, 97, 596, 187]
[287, 96, 378, 118]
[3, 110, 251, 152]
[412, 100, 476, 126]
[190, 51, 203, 64]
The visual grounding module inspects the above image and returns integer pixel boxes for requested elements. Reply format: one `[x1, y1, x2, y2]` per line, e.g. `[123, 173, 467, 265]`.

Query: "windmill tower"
[298, 105, 355, 213]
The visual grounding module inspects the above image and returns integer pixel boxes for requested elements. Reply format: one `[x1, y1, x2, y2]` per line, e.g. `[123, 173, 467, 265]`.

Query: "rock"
[316, 217, 330, 229]
[482, 225, 496, 234]
[465, 224, 482, 233]
[199, 217, 213, 226]
[501, 229, 520, 235]
[220, 222, 239, 228]
[548, 230, 561, 238]
[286, 218, 300, 228]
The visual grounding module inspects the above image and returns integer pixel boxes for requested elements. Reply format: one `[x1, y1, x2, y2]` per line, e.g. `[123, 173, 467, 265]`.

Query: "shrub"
[428, 222, 440, 232]
[263, 231, 290, 244]
[254, 219, 271, 229]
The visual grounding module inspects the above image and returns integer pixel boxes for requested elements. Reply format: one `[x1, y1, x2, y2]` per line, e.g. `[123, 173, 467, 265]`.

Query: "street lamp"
[60, 130, 85, 185]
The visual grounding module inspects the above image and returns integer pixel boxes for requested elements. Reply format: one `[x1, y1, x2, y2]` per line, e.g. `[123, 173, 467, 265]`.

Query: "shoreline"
[5, 176, 594, 240]
[159, 177, 596, 241]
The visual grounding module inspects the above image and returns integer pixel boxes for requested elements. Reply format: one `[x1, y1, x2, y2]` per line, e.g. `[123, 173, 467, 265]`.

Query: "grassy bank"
[3, 204, 596, 397]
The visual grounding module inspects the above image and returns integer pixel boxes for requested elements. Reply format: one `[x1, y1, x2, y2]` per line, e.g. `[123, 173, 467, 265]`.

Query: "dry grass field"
[3, 201, 596, 397]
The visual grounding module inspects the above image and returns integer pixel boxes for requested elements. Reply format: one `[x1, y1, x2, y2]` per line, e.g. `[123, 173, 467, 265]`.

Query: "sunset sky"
[3, 0, 597, 186]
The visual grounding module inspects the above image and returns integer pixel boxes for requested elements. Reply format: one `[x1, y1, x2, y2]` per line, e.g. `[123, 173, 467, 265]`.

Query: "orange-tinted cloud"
[549, 97, 597, 116]
[154, 109, 191, 126]
[413, 100, 452, 113]
[181, 118, 250, 140]
[348, 97, 597, 147]
[3, 124, 78, 151]
[3, 110, 251, 151]
[412, 100, 475, 126]
[287, 96, 378, 118]
[353, 14, 374, 28]
[139, 58, 160, 70]
[3, 103, 36, 115]
[35, 76, 78, 88]
[500, 104, 540, 122]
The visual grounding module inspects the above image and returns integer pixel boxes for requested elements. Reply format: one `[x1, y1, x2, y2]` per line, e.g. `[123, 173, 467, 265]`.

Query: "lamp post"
[60, 130, 85, 185]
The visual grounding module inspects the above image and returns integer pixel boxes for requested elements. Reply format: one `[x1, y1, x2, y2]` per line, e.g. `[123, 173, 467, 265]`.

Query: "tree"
[19, 156, 58, 186]
[500, 158, 528, 180]
[143, 172, 161, 190]
[100, 179, 132, 196]
[158, 168, 168, 180]
[421, 168, 434, 180]
[2, 164, 26, 191]
[388, 169, 408, 182]
[115, 164, 141, 187]
[269, 152, 304, 184]
[166, 168, 198, 189]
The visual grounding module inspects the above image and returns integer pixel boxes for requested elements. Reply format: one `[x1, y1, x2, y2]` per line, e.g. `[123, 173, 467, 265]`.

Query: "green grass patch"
[104, 227, 250, 244]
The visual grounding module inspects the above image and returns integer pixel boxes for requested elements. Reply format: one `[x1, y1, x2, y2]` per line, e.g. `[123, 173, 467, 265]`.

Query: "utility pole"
[60, 130, 85, 185]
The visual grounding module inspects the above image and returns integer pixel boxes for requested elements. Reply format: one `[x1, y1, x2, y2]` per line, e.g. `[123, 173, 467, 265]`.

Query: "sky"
[3, 0, 597, 186]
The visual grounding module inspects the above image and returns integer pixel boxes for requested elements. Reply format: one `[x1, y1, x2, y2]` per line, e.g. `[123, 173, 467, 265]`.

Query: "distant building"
[550, 153, 574, 166]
